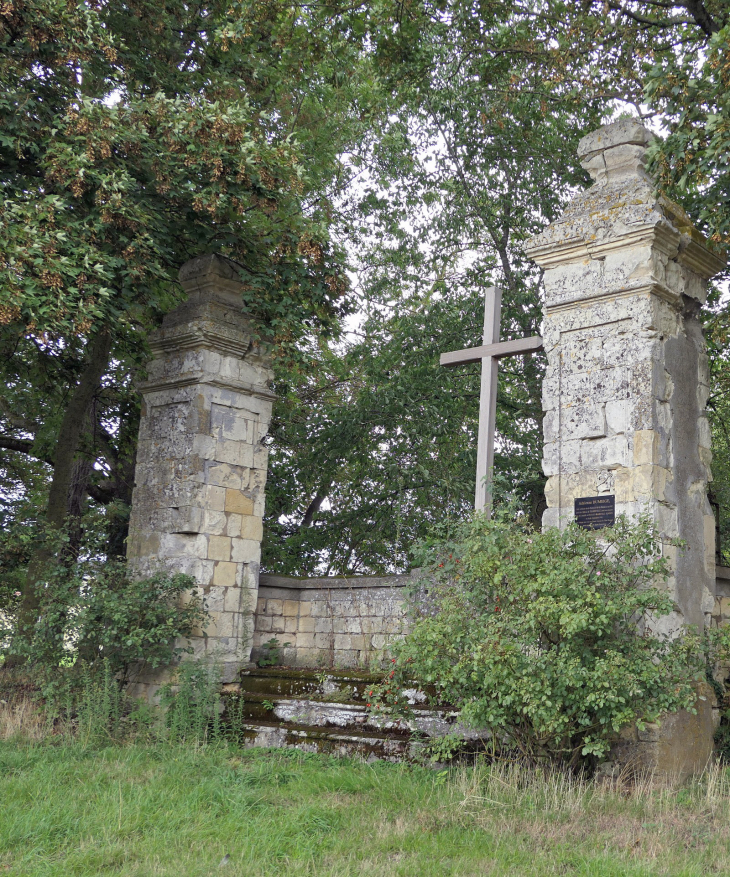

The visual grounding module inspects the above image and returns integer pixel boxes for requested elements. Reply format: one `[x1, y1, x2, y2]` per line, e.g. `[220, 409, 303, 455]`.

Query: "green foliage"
[706, 303, 730, 565]
[0, 0, 366, 342]
[1, 559, 207, 683]
[375, 511, 729, 768]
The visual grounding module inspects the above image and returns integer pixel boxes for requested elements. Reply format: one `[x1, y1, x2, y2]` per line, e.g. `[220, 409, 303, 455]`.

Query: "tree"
[263, 1, 603, 573]
[263, 0, 730, 575]
[0, 0, 373, 652]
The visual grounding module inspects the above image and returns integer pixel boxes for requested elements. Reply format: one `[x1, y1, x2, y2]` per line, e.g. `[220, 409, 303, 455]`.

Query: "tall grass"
[2, 744, 730, 876]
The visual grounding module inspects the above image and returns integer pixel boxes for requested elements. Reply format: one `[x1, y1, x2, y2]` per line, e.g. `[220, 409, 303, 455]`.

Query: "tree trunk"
[9, 330, 112, 664]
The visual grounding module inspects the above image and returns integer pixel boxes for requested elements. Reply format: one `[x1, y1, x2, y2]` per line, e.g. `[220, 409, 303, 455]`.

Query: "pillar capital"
[525, 120, 724, 310]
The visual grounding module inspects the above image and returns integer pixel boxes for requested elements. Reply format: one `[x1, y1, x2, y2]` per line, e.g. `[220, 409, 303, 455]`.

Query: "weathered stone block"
[632, 429, 657, 466]
[225, 513, 243, 537]
[230, 538, 261, 563]
[296, 632, 316, 650]
[205, 462, 244, 490]
[224, 587, 242, 613]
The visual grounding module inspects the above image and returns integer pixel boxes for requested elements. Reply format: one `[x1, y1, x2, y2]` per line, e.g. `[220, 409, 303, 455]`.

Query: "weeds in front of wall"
[0, 657, 228, 746]
[256, 637, 290, 668]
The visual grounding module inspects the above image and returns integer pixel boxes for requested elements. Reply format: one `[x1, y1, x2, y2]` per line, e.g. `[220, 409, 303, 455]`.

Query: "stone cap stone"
[178, 254, 246, 307]
[578, 119, 655, 186]
[578, 119, 653, 160]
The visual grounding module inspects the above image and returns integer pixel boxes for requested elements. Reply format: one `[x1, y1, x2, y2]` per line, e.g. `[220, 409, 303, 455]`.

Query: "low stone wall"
[252, 574, 416, 669]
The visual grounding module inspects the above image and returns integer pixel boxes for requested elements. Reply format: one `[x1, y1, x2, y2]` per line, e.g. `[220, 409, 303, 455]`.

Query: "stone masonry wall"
[252, 575, 412, 669]
[526, 119, 725, 636]
[126, 254, 274, 691]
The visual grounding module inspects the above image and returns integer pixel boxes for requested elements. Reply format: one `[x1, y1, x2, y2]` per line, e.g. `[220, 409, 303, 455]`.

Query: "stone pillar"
[525, 120, 725, 776]
[126, 254, 275, 689]
[526, 119, 724, 631]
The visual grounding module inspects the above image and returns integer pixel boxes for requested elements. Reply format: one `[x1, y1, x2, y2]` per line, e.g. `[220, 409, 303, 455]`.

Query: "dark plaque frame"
[574, 495, 615, 530]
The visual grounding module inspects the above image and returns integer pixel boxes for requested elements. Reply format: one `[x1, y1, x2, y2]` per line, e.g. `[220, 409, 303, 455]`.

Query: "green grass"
[2, 742, 730, 876]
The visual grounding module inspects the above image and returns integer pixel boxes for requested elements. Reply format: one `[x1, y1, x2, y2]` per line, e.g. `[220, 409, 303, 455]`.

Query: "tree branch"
[0, 435, 53, 466]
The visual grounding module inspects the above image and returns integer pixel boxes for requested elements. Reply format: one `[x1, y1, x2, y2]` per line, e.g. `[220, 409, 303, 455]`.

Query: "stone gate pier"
[526, 119, 726, 775]
[126, 255, 274, 695]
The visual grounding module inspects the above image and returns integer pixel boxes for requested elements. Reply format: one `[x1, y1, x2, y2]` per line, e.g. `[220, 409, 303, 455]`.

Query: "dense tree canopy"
[1, 0, 729, 600]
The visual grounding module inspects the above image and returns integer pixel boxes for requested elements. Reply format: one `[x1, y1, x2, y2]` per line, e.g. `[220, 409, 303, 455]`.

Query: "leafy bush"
[1, 560, 208, 685]
[375, 511, 728, 769]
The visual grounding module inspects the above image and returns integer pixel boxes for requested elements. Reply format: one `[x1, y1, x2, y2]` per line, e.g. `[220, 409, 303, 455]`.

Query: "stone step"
[236, 719, 416, 761]
[238, 666, 381, 700]
[232, 690, 456, 737]
[223, 666, 479, 761]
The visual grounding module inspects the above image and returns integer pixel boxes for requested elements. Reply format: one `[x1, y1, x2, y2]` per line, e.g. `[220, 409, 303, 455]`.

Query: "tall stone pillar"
[126, 254, 275, 689]
[525, 120, 726, 776]
[526, 119, 725, 636]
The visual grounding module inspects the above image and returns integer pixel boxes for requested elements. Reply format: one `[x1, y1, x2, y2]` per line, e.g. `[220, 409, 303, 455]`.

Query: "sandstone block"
[205, 462, 243, 490]
[581, 435, 628, 469]
[296, 632, 316, 650]
[240, 515, 264, 541]
[215, 439, 254, 468]
[257, 615, 272, 632]
[204, 587, 226, 613]
[210, 404, 250, 442]
[208, 535, 231, 562]
[632, 429, 657, 466]
[298, 616, 315, 633]
[299, 601, 313, 617]
[605, 399, 629, 435]
[213, 561, 237, 587]
[225, 489, 255, 515]
[266, 599, 283, 615]
[283, 600, 299, 617]
[160, 533, 208, 559]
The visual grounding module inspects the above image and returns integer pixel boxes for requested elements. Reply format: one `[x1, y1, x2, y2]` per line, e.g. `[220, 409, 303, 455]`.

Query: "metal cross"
[440, 287, 543, 515]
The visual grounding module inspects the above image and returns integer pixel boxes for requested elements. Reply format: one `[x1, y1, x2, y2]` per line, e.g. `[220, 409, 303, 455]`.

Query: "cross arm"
[440, 334, 543, 368]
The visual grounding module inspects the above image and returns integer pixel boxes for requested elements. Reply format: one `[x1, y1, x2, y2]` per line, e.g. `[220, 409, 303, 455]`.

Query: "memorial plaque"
[574, 495, 615, 530]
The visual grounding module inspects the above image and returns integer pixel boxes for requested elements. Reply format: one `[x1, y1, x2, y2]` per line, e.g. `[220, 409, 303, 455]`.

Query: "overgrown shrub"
[1, 560, 207, 686]
[374, 511, 729, 769]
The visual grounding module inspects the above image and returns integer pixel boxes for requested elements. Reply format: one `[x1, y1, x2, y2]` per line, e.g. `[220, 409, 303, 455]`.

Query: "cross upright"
[440, 287, 543, 515]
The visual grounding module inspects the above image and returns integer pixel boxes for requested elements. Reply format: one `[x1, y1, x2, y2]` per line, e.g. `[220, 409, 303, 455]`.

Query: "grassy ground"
[2, 739, 730, 877]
